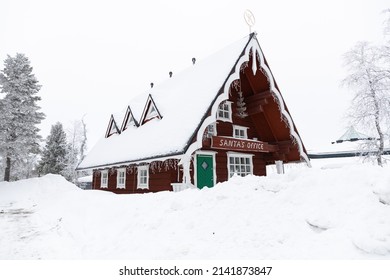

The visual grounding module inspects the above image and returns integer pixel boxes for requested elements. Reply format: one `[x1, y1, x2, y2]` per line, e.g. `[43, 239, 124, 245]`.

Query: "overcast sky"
[1, 0, 389, 152]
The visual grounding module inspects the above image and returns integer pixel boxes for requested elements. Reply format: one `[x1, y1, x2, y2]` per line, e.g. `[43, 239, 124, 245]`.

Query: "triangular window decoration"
[140, 94, 162, 125]
[121, 106, 139, 132]
[105, 115, 120, 138]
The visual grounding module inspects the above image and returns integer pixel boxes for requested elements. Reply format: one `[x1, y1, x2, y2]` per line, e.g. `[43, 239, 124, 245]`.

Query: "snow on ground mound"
[1, 165, 390, 259]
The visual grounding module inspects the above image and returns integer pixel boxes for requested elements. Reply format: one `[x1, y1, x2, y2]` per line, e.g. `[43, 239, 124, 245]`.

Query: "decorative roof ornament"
[332, 126, 375, 144]
[244, 10, 256, 34]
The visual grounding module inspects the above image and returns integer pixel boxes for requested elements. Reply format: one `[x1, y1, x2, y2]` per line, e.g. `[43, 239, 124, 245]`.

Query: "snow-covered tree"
[38, 122, 68, 175]
[343, 40, 390, 166]
[79, 117, 87, 164]
[61, 119, 88, 183]
[0, 53, 45, 181]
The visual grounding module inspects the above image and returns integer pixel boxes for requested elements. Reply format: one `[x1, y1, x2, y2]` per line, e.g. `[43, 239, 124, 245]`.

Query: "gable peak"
[105, 114, 120, 138]
[121, 106, 139, 132]
[140, 94, 162, 125]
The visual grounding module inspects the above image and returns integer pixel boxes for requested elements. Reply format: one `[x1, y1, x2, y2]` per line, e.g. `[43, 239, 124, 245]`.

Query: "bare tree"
[343, 41, 390, 166]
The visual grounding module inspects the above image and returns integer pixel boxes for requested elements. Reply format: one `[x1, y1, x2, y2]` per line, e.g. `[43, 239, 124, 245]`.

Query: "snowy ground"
[1, 163, 390, 259]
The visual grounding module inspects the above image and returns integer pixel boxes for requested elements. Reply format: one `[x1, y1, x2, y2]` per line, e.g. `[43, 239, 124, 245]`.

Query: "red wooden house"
[77, 33, 310, 193]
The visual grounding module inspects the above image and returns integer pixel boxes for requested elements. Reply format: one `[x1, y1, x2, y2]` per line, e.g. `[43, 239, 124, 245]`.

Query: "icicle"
[252, 49, 258, 75]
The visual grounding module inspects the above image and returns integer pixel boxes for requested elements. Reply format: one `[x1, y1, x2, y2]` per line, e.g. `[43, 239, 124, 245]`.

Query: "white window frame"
[206, 122, 217, 138]
[137, 165, 149, 189]
[101, 170, 108, 188]
[217, 101, 232, 122]
[227, 152, 254, 178]
[233, 125, 248, 139]
[116, 168, 126, 189]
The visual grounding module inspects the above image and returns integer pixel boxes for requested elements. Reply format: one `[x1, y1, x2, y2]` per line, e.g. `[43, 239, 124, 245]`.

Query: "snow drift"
[1, 164, 390, 259]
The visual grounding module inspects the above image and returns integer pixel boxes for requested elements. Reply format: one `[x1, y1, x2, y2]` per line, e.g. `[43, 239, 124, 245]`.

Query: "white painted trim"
[116, 168, 126, 189]
[194, 150, 217, 188]
[137, 165, 149, 189]
[185, 35, 311, 167]
[100, 170, 108, 188]
[226, 152, 254, 178]
[206, 122, 217, 137]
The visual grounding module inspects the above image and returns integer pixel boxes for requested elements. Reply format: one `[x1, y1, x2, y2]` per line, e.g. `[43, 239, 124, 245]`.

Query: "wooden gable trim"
[105, 114, 120, 138]
[183, 33, 310, 167]
[121, 105, 139, 132]
[139, 94, 162, 125]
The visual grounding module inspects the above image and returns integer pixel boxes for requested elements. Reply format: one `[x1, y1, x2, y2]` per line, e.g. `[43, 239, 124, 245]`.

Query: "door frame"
[194, 150, 217, 189]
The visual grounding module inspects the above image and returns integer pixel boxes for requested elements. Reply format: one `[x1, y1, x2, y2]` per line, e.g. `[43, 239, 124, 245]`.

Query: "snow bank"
[1, 165, 390, 259]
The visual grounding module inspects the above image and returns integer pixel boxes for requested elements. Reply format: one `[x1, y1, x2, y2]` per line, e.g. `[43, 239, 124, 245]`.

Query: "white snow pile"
[1, 164, 390, 259]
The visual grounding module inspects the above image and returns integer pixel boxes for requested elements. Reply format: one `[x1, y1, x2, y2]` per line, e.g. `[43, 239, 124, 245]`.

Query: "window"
[217, 102, 232, 122]
[116, 168, 126, 189]
[146, 104, 158, 120]
[206, 122, 217, 138]
[227, 153, 253, 178]
[137, 165, 149, 189]
[105, 115, 120, 138]
[140, 94, 162, 125]
[233, 125, 248, 139]
[121, 106, 139, 131]
[101, 170, 108, 188]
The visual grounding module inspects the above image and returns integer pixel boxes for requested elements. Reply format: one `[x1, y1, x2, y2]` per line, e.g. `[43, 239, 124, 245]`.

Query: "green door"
[196, 154, 214, 189]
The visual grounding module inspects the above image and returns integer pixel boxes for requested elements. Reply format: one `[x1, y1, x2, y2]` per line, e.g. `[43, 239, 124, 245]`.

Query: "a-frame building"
[77, 33, 310, 193]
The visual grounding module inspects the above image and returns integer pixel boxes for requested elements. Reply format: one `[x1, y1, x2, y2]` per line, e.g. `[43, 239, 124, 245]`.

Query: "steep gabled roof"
[78, 35, 253, 170]
[139, 94, 162, 125]
[78, 33, 309, 170]
[120, 105, 139, 131]
[105, 114, 120, 138]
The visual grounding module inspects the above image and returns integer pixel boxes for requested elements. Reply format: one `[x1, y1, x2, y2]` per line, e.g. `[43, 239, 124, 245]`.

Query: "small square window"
[206, 123, 217, 137]
[233, 125, 248, 139]
[217, 102, 232, 122]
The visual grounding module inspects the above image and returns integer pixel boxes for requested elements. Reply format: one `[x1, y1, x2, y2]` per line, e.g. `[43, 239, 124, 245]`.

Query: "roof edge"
[76, 151, 185, 171]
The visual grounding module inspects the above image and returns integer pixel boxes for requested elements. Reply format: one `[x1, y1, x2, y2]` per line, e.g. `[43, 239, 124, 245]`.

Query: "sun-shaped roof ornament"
[244, 9, 256, 34]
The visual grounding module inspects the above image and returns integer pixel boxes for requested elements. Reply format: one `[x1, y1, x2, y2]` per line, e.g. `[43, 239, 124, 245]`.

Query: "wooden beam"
[246, 90, 273, 103]
[247, 104, 263, 115]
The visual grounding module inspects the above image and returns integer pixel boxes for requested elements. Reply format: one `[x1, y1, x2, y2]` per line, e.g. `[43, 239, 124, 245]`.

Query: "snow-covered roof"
[78, 35, 253, 170]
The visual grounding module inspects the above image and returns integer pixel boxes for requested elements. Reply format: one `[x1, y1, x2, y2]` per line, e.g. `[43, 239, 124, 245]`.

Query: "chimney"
[150, 82, 154, 88]
[192, 57, 196, 65]
[169, 71, 173, 78]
